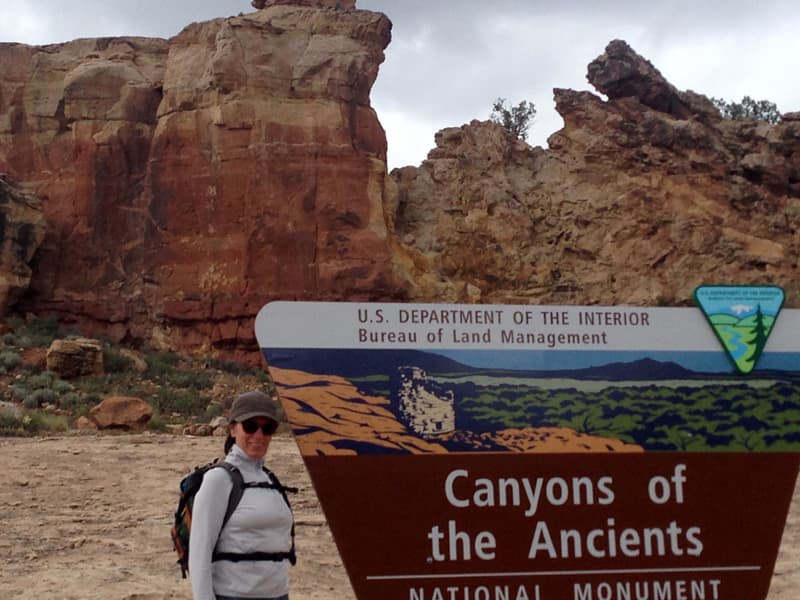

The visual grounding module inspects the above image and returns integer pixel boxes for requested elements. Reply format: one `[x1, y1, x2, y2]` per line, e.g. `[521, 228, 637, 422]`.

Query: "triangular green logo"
[693, 285, 785, 374]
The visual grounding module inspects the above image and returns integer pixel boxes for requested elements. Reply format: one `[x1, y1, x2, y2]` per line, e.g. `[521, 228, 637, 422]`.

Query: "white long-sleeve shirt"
[189, 444, 293, 600]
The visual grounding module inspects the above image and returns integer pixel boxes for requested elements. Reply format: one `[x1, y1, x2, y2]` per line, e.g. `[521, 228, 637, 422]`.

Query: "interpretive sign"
[255, 301, 800, 600]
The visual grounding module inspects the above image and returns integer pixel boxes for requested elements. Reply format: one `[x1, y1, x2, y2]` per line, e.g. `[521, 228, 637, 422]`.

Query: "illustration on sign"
[256, 302, 800, 600]
[694, 285, 785, 375]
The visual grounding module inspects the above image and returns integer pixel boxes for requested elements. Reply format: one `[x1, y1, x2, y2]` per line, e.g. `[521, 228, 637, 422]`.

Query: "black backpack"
[170, 460, 297, 578]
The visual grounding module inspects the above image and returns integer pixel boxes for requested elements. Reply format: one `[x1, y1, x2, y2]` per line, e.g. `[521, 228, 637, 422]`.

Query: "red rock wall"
[0, 6, 403, 363]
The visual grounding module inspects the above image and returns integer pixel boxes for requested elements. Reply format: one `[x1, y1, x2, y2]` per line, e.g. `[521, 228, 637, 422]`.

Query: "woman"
[189, 391, 294, 600]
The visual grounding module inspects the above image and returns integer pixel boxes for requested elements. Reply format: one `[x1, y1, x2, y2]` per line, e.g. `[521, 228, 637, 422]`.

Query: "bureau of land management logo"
[694, 285, 785, 374]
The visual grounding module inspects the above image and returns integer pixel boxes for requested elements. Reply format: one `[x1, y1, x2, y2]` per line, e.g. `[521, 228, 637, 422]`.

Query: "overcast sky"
[1, 1, 798, 169]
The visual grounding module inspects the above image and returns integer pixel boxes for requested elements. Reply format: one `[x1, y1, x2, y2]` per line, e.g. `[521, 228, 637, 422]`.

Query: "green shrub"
[26, 388, 58, 408]
[0, 350, 21, 370]
[153, 388, 209, 416]
[145, 351, 180, 377]
[27, 371, 57, 390]
[208, 358, 247, 375]
[1, 332, 18, 346]
[0, 411, 68, 436]
[163, 369, 211, 390]
[59, 392, 87, 413]
[205, 403, 224, 419]
[146, 412, 168, 432]
[10, 385, 30, 401]
[103, 348, 133, 373]
[22, 396, 38, 409]
[52, 379, 74, 394]
[18, 316, 62, 348]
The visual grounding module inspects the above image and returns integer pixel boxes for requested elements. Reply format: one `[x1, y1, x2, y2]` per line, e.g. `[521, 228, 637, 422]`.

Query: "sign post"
[255, 301, 799, 600]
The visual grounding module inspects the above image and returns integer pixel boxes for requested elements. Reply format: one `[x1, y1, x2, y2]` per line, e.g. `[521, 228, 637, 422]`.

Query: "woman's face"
[231, 416, 276, 460]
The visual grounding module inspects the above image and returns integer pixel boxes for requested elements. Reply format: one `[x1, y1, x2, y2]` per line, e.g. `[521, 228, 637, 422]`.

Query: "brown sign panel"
[255, 302, 800, 600]
[307, 453, 797, 599]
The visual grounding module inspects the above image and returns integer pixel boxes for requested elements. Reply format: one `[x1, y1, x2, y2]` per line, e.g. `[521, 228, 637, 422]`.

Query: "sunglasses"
[240, 418, 278, 435]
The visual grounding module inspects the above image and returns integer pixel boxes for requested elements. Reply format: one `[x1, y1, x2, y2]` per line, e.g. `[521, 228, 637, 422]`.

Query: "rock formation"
[0, 4, 398, 363]
[0, 1, 797, 366]
[0, 175, 46, 312]
[393, 40, 799, 307]
[45, 337, 104, 379]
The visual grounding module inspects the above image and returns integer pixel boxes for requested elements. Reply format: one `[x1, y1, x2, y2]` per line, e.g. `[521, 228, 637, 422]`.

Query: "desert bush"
[153, 388, 209, 416]
[10, 385, 30, 401]
[205, 403, 224, 419]
[208, 358, 248, 375]
[103, 348, 133, 373]
[0, 350, 21, 370]
[16, 316, 62, 348]
[145, 351, 180, 377]
[59, 392, 87, 413]
[25, 388, 58, 408]
[146, 412, 168, 432]
[163, 369, 211, 390]
[52, 379, 74, 394]
[0, 411, 68, 436]
[27, 371, 57, 390]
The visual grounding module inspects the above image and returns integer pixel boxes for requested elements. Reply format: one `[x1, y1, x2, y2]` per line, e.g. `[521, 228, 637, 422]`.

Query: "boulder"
[46, 338, 104, 378]
[89, 396, 153, 430]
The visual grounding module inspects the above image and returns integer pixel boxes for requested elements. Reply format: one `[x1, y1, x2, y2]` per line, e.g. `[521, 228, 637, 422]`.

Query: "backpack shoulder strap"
[212, 462, 245, 527]
[262, 466, 299, 495]
[262, 466, 297, 565]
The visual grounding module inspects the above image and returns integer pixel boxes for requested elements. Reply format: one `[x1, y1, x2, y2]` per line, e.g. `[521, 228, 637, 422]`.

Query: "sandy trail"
[0, 433, 797, 599]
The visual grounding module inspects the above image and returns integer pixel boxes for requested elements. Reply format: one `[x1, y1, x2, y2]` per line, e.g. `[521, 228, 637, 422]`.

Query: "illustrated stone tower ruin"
[396, 366, 455, 436]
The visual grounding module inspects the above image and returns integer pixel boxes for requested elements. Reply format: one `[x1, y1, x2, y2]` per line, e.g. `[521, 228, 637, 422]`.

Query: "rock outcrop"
[1, 7, 798, 366]
[46, 337, 104, 379]
[0, 175, 46, 312]
[0, 4, 398, 362]
[393, 40, 799, 306]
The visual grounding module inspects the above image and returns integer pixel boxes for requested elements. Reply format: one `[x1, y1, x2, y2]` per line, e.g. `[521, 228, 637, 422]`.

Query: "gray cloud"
[1, 0, 797, 168]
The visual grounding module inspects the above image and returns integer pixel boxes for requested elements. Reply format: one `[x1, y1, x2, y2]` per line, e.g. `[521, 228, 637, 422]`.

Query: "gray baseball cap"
[229, 391, 281, 424]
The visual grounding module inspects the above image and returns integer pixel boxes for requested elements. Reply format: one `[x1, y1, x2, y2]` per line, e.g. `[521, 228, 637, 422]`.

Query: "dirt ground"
[1, 432, 797, 600]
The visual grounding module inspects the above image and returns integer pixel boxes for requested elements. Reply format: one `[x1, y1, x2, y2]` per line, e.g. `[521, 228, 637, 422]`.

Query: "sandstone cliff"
[0, 175, 46, 312]
[393, 40, 800, 306]
[0, 3, 399, 362]
[0, 5, 797, 363]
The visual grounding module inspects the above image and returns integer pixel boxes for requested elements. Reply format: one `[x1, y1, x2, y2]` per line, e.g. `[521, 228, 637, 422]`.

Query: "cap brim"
[230, 411, 279, 424]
